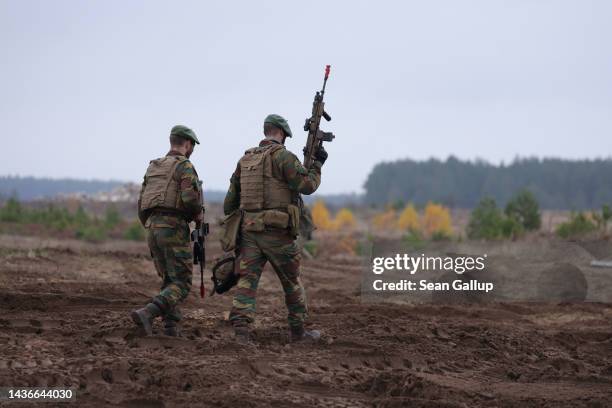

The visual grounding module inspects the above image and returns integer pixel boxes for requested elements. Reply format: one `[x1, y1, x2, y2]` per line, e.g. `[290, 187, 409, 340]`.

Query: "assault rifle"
[191, 221, 209, 298]
[303, 65, 335, 168]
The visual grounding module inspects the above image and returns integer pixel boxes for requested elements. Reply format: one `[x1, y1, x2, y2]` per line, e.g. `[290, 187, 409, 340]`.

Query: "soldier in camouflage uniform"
[224, 114, 328, 344]
[131, 125, 204, 337]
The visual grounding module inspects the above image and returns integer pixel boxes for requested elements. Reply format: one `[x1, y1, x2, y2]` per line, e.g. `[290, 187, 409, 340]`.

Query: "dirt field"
[0, 234, 611, 407]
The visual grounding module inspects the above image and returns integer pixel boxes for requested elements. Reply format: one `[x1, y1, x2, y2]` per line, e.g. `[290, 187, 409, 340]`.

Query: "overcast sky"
[1, 1, 610, 194]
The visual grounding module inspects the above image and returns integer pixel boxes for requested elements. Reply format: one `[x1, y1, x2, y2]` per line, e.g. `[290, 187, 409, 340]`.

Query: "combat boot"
[290, 325, 321, 343]
[130, 302, 162, 336]
[162, 317, 180, 337]
[234, 326, 251, 345]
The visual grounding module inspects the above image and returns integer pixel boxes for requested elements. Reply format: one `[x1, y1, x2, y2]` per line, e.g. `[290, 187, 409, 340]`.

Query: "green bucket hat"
[170, 125, 200, 145]
[264, 114, 292, 138]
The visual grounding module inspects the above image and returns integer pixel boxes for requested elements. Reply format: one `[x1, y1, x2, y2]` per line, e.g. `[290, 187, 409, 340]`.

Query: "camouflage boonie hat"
[264, 114, 292, 138]
[170, 125, 200, 145]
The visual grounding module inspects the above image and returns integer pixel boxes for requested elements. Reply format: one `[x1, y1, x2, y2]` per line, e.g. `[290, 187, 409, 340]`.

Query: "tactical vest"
[239, 144, 293, 211]
[139, 155, 189, 213]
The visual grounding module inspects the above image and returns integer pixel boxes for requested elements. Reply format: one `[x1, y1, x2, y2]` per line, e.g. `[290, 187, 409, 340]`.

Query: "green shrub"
[0, 199, 141, 243]
[50, 218, 69, 231]
[468, 192, 542, 240]
[402, 229, 426, 249]
[431, 230, 451, 241]
[505, 189, 541, 231]
[500, 216, 524, 239]
[303, 240, 318, 257]
[556, 212, 597, 239]
[124, 221, 145, 241]
[104, 204, 122, 229]
[0, 198, 24, 222]
[30, 205, 70, 227]
[74, 206, 91, 225]
[391, 199, 406, 211]
[75, 225, 107, 242]
[467, 197, 504, 239]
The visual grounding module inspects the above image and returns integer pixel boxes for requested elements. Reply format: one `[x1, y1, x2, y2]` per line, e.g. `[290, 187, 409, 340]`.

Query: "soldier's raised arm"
[275, 149, 325, 195]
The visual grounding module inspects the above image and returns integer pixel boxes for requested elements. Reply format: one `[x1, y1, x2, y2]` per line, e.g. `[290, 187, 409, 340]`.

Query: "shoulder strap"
[166, 156, 187, 190]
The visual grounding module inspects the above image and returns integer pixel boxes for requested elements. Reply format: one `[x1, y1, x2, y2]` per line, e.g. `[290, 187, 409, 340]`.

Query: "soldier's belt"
[150, 209, 189, 221]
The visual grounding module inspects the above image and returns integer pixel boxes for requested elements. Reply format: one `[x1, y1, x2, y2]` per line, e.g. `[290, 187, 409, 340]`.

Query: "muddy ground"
[0, 234, 611, 407]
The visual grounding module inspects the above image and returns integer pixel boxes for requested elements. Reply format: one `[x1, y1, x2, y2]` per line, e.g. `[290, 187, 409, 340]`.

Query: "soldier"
[223, 114, 328, 344]
[131, 125, 204, 337]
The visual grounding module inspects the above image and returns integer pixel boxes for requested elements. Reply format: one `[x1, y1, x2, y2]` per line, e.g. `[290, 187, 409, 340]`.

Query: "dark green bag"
[211, 253, 238, 294]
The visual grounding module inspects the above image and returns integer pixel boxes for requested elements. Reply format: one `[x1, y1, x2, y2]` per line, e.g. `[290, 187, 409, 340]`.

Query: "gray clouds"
[1, 0, 610, 193]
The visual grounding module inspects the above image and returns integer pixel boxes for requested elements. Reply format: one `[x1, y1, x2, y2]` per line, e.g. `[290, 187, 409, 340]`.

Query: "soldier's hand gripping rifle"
[191, 221, 209, 298]
[303, 65, 335, 168]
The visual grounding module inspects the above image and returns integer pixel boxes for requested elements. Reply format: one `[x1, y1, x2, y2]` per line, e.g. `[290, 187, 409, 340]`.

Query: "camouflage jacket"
[223, 140, 321, 215]
[138, 150, 203, 225]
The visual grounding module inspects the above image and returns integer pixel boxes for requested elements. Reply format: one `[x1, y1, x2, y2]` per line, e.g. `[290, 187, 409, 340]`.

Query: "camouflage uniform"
[138, 151, 203, 325]
[224, 139, 321, 329]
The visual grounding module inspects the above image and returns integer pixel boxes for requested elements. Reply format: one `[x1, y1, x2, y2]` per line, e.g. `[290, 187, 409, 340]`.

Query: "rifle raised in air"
[303, 65, 335, 168]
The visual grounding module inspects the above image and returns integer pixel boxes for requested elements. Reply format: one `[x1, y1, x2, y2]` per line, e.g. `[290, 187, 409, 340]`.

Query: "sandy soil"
[0, 234, 611, 407]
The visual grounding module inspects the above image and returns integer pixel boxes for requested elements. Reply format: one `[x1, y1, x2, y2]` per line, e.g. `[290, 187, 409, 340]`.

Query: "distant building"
[55, 183, 141, 203]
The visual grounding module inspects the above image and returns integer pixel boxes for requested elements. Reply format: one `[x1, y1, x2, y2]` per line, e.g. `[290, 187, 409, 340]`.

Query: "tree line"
[0, 176, 124, 201]
[364, 156, 612, 210]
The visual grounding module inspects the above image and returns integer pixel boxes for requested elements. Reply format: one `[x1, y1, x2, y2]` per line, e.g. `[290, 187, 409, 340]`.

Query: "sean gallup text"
[372, 279, 494, 293]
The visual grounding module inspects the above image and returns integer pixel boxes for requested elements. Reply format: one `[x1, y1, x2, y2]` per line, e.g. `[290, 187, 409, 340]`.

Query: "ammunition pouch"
[211, 253, 239, 294]
[220, 210, 243, 252]
[264, 209, 290, 229]
[287, 204, 300, 237]
[243, 209, 290, 232]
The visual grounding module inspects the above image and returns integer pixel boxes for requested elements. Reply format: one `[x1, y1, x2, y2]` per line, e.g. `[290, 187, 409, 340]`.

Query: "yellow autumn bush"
[311, 200, 335, 231]
[372, 208, 397, 230]
[334, 208, 356, 230]
[422, 202, 452, 237]
[397, 204, 420, 231]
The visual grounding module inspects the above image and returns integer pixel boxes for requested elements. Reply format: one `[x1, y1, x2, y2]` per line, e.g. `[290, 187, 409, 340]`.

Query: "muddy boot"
[130, 303, 162, 336]
[162, 317, 180, 337]
[234, 326, 251, 345]
[290, 325, 321, 343]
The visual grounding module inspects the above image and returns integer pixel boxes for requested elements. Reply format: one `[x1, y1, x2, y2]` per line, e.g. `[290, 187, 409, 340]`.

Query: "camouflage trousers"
[146, 214, 192, 322]
[229, 229, 307, 329]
